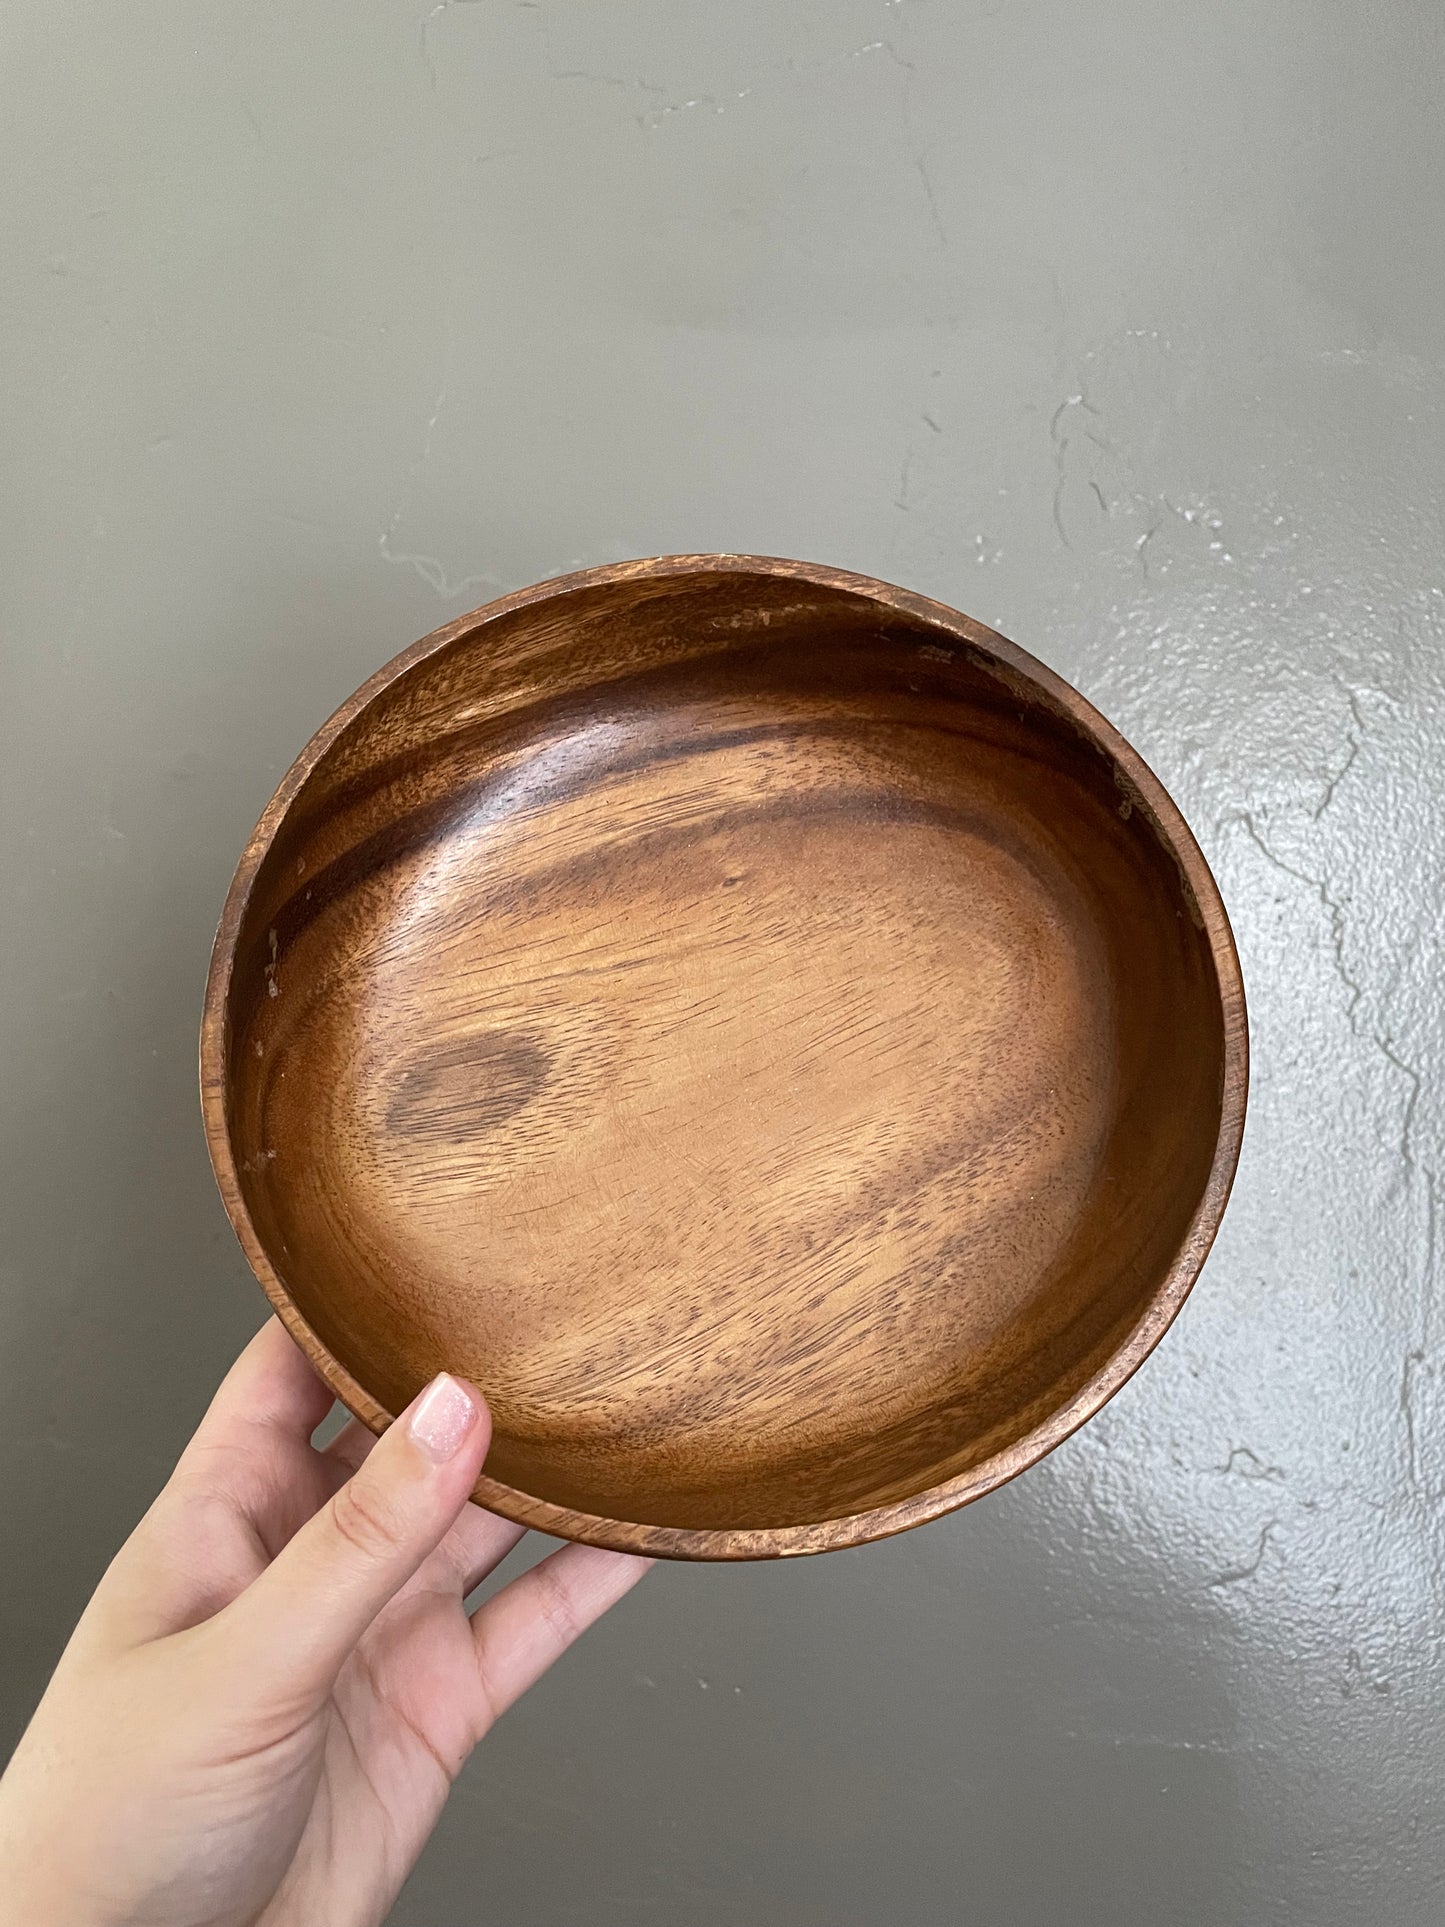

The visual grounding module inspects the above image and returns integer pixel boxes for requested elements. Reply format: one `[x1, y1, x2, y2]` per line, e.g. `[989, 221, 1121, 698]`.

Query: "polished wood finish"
[201, 557, 1247, 1559]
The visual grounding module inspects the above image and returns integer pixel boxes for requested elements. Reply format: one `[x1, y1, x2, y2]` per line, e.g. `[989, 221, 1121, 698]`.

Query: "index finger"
[186, 1317, 335, 1461]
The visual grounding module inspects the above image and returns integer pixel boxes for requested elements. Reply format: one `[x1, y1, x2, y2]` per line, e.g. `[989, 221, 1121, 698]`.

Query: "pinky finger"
[469, 1542, 651, 1734]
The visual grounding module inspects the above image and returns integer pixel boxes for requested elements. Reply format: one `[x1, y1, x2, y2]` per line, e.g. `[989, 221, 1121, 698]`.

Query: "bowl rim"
[200, 553, 1248, 1560]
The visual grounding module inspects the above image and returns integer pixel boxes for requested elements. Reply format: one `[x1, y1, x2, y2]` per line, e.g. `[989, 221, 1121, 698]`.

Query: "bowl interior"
[216, 567, 1231, 1540]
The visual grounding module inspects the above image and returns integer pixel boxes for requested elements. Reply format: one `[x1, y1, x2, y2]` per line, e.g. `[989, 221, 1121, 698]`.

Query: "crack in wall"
[1399, 1172, 1438, 1503]
[1313, 683, 1365, 820]
[502, 27, 952, 250]
[378, 338, 499, 600]
[913, 150, 947, 248]
[1048, 392, 1101, 549]
[868, 33, 946, 250]
[1208, 1519, 1280, 1588]
[1237, 811, 1365, 1026]
[1236, 794, 1439, 1511]
[420, 0, 487, 92]
[1377, 1035, 1423, 1179]
[1217, 1446, 1287, 1483]
[895, 445, 916, 512]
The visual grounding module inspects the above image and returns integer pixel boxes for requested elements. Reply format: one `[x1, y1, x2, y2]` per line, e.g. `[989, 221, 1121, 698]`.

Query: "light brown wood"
[201, 556, 1247, 1559]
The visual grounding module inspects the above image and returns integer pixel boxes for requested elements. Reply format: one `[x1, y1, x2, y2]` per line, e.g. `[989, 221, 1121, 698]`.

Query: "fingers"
[322, 1417, 525, 1594]
[165, 1320, 345, 1564]
[437, 1510, 528, 1598]
[187, 1318, 334, 1461]
[469, 1543, 651, 1735]
[88, 1322, 332, 1648]
[167, 1318, 333, 1519]
[206, 1373, 492, 1711]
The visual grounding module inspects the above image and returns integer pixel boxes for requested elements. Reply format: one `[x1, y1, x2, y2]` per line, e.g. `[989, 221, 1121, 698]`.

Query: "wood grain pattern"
[201, 557, 1247, 1559]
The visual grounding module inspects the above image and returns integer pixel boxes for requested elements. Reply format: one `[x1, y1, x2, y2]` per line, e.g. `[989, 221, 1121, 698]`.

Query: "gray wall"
[3, 2, 1443, 1921]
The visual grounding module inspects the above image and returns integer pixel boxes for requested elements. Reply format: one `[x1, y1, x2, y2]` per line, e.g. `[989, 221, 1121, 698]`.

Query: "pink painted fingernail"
[408, 1374, 479, 1463]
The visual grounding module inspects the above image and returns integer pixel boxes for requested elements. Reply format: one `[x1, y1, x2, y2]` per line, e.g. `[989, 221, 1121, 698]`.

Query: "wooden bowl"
[202, 557, 1246, 1559]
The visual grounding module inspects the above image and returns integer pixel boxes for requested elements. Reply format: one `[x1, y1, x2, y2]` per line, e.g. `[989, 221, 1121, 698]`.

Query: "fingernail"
[408, 1374, 479, 1463]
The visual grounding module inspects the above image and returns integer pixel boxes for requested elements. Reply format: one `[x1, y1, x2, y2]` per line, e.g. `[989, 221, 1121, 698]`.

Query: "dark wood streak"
[246, 640, 1085, 904]
[384, 1031, 549, 1147]
[200, 555, 1247, 1559]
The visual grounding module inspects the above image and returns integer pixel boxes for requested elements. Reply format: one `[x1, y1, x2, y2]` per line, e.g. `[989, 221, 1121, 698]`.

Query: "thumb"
[208, 1372, 491, 1708]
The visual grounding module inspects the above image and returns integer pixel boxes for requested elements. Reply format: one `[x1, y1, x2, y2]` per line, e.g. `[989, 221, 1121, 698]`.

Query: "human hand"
[0, 1318, 650, 1927]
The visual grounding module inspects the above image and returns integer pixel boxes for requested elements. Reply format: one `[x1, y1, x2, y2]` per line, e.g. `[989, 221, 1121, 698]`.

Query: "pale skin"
[0, 1318, 651, 1927]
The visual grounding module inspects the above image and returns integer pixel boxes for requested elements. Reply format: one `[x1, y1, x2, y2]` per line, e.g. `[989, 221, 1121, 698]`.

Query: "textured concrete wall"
[2, 3, 1442, 1921]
